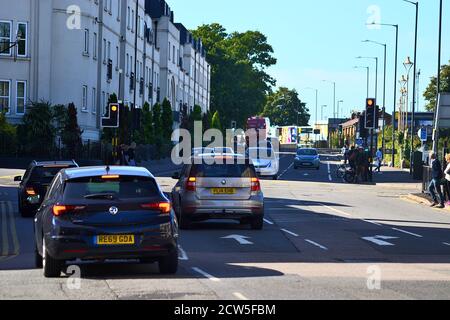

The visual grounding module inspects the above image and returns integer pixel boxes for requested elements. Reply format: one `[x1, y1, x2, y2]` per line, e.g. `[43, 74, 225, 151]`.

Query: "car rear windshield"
[190, 163, 256, 178]
[297, 149, 318, 156]
[63, 176, 161, 200]
[30, 166, 74, 183]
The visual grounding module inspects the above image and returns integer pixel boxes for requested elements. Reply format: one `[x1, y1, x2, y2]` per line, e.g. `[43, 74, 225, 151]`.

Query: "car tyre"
[42, 238, 62, 278]
[251, 216, 264, 230]
[35, 247, 43, 269]
[159, 249, 178, 275]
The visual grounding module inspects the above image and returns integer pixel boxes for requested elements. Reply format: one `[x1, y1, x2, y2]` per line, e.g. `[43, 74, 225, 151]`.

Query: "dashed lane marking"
[327, 162, 332, 181]
[178, 245, 189, 261]
[362, 219, 383, 227]
[281, 228, 299, 237]
[233, 292, 249, 300]
[305, 239, 328, 251]
[192, 267, 220, 282]
[278, 163, 294, 179]
[263, 218, 274, 225]
[392, 228, 423, 238]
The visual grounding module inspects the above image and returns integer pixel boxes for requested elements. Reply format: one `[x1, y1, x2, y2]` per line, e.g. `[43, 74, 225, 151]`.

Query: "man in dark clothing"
[348, 146, 357, 171]
[428, 152, 445, 209]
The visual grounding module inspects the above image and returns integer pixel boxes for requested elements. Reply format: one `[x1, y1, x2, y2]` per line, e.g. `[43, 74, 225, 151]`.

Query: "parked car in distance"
[294, 148, 321, 170]
[171, 154, 264, 230]
[34, 166, 179, 278]
[246, 147, 279, 180]
[192, 147, 214, 157]
[212, 147, 235, 155]
[15, 160, 79, 217]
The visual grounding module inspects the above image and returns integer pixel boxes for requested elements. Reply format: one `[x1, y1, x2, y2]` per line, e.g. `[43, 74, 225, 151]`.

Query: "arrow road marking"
[221, 235, 253, 245]
[362, 235, 399, 246]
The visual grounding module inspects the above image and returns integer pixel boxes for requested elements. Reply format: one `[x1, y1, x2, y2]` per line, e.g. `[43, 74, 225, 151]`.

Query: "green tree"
[424, 61, 450, 112]
[161, 98, 174, 142]
[17, 101, 56, 156]
[61, 103, 83, 159]
[152, 102, 163, 159]
[0, 112, 17, 155]
[141, 102, 154, 144]
[211, 111, 222, 131]
[261, 87, 310, 126]
[191, 24, 276, 128]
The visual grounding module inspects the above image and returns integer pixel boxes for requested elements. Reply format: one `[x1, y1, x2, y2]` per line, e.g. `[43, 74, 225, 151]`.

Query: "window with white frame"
[17, 23, 27, 57]
[0, 21, 12, 56]
[82, 85, 88, 111]
[83, 29, 89, 55]
[16, 81, 26, 114]
[107, 41, 111, 61]
[92, 87, 97, 114]
[0, 80, 10, 113]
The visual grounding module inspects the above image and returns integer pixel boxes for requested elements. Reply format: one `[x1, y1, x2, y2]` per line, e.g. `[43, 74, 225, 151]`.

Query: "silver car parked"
[171, 154, 265, 230]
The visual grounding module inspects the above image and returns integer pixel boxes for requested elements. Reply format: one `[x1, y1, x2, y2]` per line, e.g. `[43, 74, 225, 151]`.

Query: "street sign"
[313, 129, 321, 135]
[418, 128, 427, 142]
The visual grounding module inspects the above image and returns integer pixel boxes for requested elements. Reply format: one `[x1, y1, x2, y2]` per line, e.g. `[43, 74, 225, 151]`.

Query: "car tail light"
[186, 177, 196, 192]
[26, 187, 37, 196]
[251, 177, 261, 192]
[141, 202, 172, 214]
[52, 205, 86, 217]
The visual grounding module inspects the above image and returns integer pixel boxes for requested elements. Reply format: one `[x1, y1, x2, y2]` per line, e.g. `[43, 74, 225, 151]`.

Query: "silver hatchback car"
[171, 154, 265, 230]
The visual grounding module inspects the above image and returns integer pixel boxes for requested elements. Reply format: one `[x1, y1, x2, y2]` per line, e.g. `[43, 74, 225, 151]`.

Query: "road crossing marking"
[305, 239, 328, 250]
[392, 228, 423, 238]
[178, 245, 189, 261]
[233, 292, 249, 300]
[281, 229, 299, 237]
[192, 267, 220, 282]
[263, 218, 274, 225]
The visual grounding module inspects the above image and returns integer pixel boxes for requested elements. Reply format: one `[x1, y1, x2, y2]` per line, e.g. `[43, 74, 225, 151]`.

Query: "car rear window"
[190, 163, 256, 178]
[297, 149, 318, 156]
[30, 166, 74, 183]
[63, 175, 160, 200]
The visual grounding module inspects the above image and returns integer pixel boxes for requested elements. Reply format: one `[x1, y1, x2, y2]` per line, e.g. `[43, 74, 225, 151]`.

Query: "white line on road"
[443, 242, 450, 246]
[362, 219, 383, 226]
[321, 204, 352, 217]
[392, 228, 423, 238]
[327, 162, 332, 181]
[192, 267, 220, 282]
[281, 229, 299, 237]
[178, 245, 189, 261]
[233, 292, 249, 300]
[305, 239, 328, 250]
[263, 218, 274, 225]
[278, 163, 294, 179]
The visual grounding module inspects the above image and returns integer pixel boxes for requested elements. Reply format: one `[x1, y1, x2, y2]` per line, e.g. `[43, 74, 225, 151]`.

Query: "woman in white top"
[444, 154, 450, 205]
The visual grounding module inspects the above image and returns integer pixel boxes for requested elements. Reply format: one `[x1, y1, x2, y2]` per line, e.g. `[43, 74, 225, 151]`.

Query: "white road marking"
[392, 228, 423, 238]
[222, 235, 253, 245]
[263, 218, 274, 225]
[233, 292, 249, 300]
[327, 162, 332, 181]
[305, 239, 328, 250]
[443, 242, 450, 246]
[281, 228, 299, 237]
[278, 163, 294, 179]
[362, 219, 383, 226]
[321, 204, 352, 217]
[178, 245, 189, 261]
[192, 267, 220, 282]
[362, 236, 398, 246]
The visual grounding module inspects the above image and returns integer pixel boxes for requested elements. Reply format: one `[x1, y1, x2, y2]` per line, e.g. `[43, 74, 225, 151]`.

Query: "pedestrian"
[444, 153, 450, 206]
[375, 148, 383, 173]
[355, 148, 366, 183]
[127, 142, 137, 166]
[428, 152, 445, 209]
[348, 146, 357, 171]
[342, 144, 349, 164]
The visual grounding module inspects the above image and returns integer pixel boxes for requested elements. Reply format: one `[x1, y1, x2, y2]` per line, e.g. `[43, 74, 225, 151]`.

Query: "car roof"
[61, 166, 154, 180]
[32, 160, 78, 167]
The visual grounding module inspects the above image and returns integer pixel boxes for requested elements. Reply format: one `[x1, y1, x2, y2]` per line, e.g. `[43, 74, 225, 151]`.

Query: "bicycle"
[343, 167, 357, 183]
[336, 163, 350, 179]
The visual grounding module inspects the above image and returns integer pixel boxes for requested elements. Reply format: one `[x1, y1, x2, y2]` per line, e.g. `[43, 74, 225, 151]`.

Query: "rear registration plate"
[211, 188, 236, 195]
[97, 235, 135, 245]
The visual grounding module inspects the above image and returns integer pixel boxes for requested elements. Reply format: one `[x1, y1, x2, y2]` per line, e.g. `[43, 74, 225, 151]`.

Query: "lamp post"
[399, 75, 408, 132]
[321, 105, 327, 121]
[433, 0, 443, 153]
[403, 57, 414, 133]
[357, 56, 379, 101]
[338, 100, 344, 119]
[370, 22, 399, 166]
[354, 66, 370, 98]
[303, 87, 319, 126]
[322, 80, 336, 119]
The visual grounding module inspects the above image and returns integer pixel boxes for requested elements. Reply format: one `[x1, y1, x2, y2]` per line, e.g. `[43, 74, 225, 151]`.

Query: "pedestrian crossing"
[0, 201, 19, 262]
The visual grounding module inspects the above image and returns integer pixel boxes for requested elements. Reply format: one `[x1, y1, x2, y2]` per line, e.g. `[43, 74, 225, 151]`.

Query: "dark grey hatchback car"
[34, 166, 179, 278]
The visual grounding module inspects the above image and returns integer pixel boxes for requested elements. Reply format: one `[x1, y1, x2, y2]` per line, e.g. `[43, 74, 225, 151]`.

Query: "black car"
[34, 166, 178, 278]
[15, 161, 79, 217]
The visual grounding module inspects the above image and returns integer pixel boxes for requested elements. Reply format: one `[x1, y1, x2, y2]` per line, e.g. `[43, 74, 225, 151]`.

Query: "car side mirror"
[14, 176, 22, 182]
[172, 172, 180, 180]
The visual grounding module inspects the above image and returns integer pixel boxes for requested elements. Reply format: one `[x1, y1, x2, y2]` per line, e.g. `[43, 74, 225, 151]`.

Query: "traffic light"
[101, 103, 120, 128]
[365, 98, 377, 129]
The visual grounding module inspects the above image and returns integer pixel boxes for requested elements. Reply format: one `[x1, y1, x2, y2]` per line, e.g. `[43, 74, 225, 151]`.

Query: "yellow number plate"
[97, 235, 135, 245]
[211, 188, 237, 195]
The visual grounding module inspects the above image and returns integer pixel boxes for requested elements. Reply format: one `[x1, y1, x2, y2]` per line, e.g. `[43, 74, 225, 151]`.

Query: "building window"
[0, 80, 10, 114]
[103, 39, 106, 63]
[92, 87, 97, 114]
[107, 41, 111, 61]
[127, 7, 131, 29]
[16, 81, 26, 114]
[102, 91, 106, 115]
[116, 46, 119, 68]
[17, 23, 27, 57]
[117, 0, 121, 20]
[126, 53, 129, 75]
[82, 85, 88, 111]
[93, 32, 97, 59]
[83, 29, 89, 55]
[0, 21, 12, 56]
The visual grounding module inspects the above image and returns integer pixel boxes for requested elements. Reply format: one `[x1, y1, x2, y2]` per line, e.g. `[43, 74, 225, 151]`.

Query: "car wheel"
[159, 249, 178, 275]
[35, 246, 43, 269]
[251, 216, 264, 230]
[42, 238, 62, 278]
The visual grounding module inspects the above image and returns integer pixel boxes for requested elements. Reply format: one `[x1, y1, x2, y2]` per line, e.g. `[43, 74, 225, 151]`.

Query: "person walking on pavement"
[428, 152, 445, 209]
[444, 153, 450, 206]
[348, 146, 357, 171]
[375, 148, 383, 173]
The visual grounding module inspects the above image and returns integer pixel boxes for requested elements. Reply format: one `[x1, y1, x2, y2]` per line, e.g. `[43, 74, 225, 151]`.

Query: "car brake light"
[141, 202, 172, 214]
[52, 205, 86, 216]
[251, 177, 261, 192]
[26, 188, 37, 196]
[186, 177, 196, 192]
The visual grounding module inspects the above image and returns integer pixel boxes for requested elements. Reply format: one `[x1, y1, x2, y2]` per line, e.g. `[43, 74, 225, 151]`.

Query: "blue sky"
[169, 0, 449, 124]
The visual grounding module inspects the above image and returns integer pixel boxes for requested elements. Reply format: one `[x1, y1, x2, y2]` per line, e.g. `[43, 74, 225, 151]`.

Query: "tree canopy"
[424, 61, 450, 112]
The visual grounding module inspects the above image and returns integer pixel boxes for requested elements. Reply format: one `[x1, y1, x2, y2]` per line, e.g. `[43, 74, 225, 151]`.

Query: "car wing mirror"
[14, 176, 22, 182]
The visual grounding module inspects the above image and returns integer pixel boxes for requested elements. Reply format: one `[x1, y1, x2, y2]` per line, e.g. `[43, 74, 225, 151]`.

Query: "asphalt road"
[1, 154, 450, 300]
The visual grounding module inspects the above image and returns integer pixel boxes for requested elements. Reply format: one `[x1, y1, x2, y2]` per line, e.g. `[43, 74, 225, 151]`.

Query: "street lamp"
[302, 87, 319, 126]
[354, 66, 370, 97]
[356, 56, 379, 100]
[433, 0, 443, 153]
[322, 80, 336, 119]
[369, 22, 399, 166]
[338, 100, 344, 118]
[403, 56, 414, 135]
[321, 105, 328, 121]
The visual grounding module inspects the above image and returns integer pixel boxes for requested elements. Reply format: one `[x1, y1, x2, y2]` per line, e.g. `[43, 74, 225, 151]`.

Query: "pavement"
[1, 153, 450, 300]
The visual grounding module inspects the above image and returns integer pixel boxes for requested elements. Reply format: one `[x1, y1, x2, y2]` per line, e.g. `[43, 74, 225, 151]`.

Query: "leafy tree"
[152, 102, 163, 159]
[141, 102, 154, 144]
[0, 112, 17, 155]
[211, 110, 222, 131]
[261, 87, 310, 126]
[190, 105, 203, 123]
[161, 98, 174, 142]
[424, 61, 450, 112]
[202, 111, 212, 132]
[61, 103, 83, 159]
[192, 24, 276, 128]
[17, 101, 56, 156]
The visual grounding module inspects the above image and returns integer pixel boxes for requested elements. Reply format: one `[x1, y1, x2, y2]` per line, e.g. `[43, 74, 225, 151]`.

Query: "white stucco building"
[0, 0, 210, 141]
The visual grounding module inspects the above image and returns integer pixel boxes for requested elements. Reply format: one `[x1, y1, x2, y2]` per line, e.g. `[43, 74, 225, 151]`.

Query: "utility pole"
[433, 0, 443, 153]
